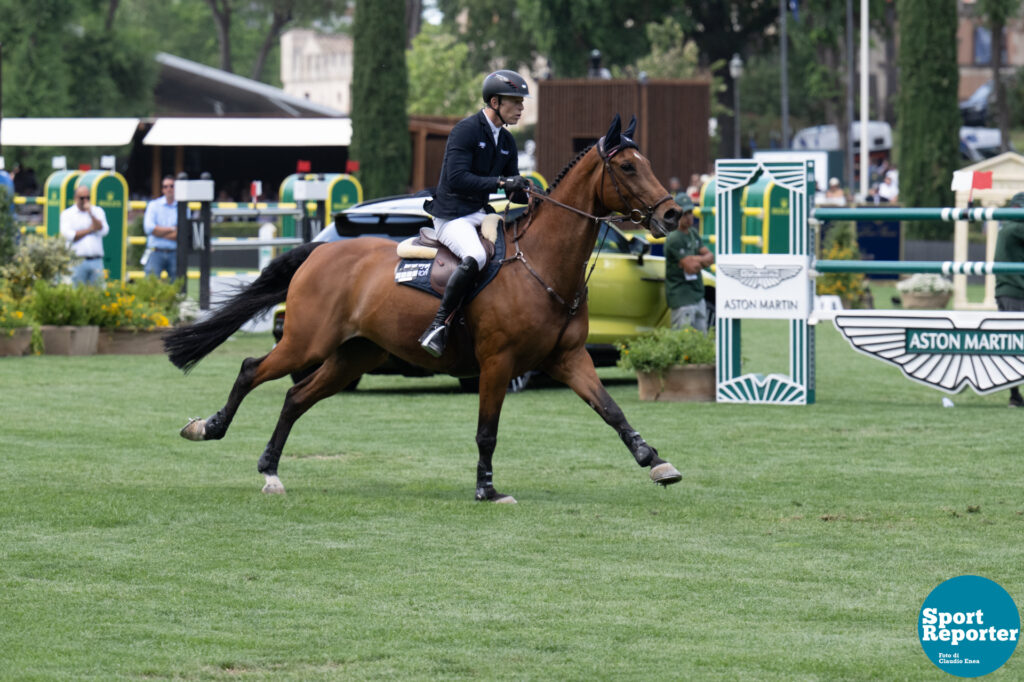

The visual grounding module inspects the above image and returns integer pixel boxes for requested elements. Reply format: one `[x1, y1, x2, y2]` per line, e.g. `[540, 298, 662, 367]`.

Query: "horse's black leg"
[475, 361, 516, 503]
[544, 349, 682, 486]
[181, 355, 265, 441]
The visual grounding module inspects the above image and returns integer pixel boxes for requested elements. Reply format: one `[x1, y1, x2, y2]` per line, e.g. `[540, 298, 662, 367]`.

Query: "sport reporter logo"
[919, 575, 1020, 677]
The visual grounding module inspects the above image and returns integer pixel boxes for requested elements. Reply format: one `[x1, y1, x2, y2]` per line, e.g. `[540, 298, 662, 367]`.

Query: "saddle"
[394, 214, 505, 299]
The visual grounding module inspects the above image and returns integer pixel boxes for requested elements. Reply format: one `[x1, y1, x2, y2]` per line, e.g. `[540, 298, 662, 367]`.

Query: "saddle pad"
[394, 222, 506, 301]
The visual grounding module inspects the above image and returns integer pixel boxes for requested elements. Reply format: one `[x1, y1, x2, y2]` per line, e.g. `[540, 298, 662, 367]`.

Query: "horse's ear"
[623, 115, 637, 141]
[604, 114, 622, 149]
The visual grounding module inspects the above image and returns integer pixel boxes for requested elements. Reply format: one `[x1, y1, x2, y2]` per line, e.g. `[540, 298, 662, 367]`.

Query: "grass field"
[1, 318, 1022, 680]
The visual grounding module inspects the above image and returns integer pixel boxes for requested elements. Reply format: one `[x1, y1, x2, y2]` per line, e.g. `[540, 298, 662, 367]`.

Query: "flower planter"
[97, 328, 169, 355]
[40, 325, 99, 356]
[636, 364, 716, 402]
[0, 327, 33, 357]
[900, 291, 951, 310]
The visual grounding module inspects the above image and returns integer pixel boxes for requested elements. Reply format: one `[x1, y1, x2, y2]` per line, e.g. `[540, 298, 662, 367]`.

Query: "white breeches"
[434, 211, 488, 270]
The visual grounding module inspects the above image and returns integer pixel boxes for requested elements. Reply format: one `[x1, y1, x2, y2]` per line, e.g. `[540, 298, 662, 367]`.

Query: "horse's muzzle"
[649, 206, 678, 238]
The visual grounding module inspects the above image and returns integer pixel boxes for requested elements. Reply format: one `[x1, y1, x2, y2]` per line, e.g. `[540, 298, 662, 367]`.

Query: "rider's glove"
[500, 175, 531, 195]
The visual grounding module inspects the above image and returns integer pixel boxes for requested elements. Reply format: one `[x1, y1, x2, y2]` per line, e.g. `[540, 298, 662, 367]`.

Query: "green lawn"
[1, 324, 1021, 680]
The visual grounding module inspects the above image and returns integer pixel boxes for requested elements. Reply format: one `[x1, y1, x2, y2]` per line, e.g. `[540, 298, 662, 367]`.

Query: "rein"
[500, 150, 670, 339]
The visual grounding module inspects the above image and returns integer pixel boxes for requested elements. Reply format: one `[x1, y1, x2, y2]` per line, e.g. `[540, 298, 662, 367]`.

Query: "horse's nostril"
[663, 208, 679, 225]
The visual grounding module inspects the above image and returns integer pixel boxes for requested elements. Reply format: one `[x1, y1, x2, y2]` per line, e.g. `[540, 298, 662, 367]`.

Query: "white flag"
[951, 170, 973, 191]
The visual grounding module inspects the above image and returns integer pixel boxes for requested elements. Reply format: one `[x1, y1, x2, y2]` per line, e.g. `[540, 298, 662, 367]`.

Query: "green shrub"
[30, 281, 104, 326]
[0, 186, 16, 266]
[616, 326, 716, 373]
[816, 221, 871, 309]
[95, 278, 183, 329]
[0, 235, 73, 300]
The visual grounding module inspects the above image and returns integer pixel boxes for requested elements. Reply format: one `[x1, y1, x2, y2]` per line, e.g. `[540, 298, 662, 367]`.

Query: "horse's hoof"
[180, 418, 206, 441]
[650, 462, 682, 486]
[262, 474, 286, 494]
[476, 487, 517, 504]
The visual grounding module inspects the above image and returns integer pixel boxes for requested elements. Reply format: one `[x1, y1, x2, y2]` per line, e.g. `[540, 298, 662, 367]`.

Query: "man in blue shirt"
[143, 175, 178, 279]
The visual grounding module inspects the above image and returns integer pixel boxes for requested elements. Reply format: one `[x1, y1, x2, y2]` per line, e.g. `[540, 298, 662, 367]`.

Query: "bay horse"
[164, 114, 684, 502]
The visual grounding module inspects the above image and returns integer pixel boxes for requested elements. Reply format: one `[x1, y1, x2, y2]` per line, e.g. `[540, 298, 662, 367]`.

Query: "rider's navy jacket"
[424, 110, 520, 219]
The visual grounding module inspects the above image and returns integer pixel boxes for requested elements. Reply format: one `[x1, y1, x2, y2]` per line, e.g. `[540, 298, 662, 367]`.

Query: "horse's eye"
[621, 162, 636, 173]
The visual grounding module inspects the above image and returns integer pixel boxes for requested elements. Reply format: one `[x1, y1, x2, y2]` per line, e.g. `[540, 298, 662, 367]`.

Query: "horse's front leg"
[544, 348, 682, 486]
[475, 359, 517, 504]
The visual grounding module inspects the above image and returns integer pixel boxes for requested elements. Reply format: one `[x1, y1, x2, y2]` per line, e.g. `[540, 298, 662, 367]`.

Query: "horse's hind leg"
[544, 348, 682, 486]
[256, 338, 387, 494]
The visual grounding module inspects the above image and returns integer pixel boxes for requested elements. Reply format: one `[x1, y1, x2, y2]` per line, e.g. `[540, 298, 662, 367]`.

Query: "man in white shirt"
[60, 186, 109, 286]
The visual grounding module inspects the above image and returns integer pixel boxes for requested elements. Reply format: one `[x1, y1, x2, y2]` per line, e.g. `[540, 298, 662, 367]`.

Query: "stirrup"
[419, 323, 448, 357]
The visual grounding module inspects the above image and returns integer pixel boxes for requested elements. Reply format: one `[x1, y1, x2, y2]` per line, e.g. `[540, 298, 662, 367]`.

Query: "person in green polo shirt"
[995, 191, 1024, 407]
[664, 193, 714, 332]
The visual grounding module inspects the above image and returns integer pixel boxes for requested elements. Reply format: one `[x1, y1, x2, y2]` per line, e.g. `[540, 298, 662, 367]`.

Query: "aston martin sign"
[833, 311, 1024, 394]
[717, 254, 812, 319]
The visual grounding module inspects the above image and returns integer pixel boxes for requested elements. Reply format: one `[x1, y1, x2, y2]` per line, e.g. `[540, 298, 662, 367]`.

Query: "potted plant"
[617, 327, 716, 401]
[30, 282, 103, 355]
[95, 277, 181, 354]
[0, 294, 36, 357]
[897, 273, 954, 309]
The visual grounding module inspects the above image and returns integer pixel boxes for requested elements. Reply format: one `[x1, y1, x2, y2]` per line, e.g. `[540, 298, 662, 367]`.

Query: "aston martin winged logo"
[833, 312, 1024, 395]
[719, 263, 804, 289]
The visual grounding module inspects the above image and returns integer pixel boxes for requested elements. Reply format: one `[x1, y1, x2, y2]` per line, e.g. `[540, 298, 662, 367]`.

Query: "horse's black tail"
[164, 242, 324, 372]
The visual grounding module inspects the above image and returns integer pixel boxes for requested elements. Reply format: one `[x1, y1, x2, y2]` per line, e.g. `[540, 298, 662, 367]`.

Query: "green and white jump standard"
[715, 159, 816, 405]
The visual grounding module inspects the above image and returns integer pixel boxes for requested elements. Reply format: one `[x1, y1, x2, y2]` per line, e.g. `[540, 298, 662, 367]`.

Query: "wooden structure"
[408, 115, 458, 192]
[536, 79, 711, 189]
[951, 151, 1024, 310]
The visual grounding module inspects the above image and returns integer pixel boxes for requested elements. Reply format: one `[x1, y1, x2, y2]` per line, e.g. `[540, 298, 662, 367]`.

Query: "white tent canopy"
[0, 118, 142, 147]
[142, 117, 351, 147]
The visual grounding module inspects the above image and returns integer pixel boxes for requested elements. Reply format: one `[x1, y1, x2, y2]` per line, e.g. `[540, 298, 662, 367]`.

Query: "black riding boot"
[419, 257, 480, 357]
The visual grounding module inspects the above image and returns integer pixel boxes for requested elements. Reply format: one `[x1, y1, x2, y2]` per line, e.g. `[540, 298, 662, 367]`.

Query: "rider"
[418, 69, 533, 357]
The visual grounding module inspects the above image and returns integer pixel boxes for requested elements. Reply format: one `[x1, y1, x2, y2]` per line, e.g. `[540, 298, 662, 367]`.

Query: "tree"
[896, 0, 960, 239]
[676, 2, 779, 159]
[975, 0, 1020, 153]
[204, 0, 235, 73]
[351, 0, 411, 198]
[407, 24, 480, 117]
[437, 0, 534, 74]
[630, 17, 700, 80]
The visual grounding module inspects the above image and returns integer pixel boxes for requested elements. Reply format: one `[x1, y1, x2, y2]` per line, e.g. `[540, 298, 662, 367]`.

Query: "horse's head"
[595, 114, 680, 238]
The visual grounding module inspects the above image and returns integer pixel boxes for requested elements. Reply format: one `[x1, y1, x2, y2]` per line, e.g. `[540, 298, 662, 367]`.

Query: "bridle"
[500, 140, 674, 336]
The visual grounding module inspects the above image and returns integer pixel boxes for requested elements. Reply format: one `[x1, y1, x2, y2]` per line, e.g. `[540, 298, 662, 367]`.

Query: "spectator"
[994, 191, 1024, 407]
[664, 194, 713, 332]
[824, 177, 847, 205]
[14, 166, 39, 196]
[877, 170, 899, 203]
[60, 186, 109, 287]
[686, 173, 702, 200]
[143, 175, 178, 280]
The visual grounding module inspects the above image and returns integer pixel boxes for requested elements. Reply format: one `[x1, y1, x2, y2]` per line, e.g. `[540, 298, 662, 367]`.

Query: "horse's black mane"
[507, 143, 595, 229]
[548, 144, 595, 191]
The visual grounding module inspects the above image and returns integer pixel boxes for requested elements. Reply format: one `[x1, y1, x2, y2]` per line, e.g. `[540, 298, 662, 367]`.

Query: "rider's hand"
[501, 176, 530, 194]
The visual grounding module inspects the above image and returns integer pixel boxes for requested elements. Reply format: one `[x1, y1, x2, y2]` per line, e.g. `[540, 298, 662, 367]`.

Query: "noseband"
[596, 137, 673, 227]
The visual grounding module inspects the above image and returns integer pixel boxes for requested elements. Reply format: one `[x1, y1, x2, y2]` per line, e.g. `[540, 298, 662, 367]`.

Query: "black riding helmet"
[482, 70, 531, 103]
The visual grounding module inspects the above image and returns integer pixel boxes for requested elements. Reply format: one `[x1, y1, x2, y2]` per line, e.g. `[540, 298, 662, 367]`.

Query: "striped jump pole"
[815, 260, 1024, 276]
[813, 207, 1024, 222]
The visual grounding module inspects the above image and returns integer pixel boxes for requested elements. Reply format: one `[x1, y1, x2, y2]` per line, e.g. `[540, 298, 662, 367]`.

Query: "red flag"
[972, 171, 993, 189]
[296, 160, 311, 173]
[345, 160, 360, 173]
